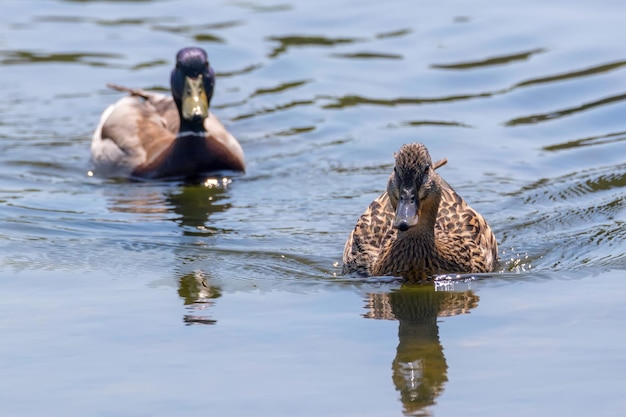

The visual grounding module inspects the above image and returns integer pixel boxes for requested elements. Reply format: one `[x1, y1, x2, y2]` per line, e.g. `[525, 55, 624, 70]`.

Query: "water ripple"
[542, 131, 626, 152]
[514, 60, 626, 89]
[505, 92, 626, 126]
[0, 50, 123, 66]
[375, 28, 412, 39]
[250, 79, 311, 98]
[233, 99, 315, 121]
[232, 2, 292, 13]
[320, 92, 491, 109]
[267, 35, 363, 58]
[501, 163, 626, 271]
[396, 120, 472, 129]
[331, 51, 403, 60]
[151, 20, 243, 33]
[431, 48, 546, 70]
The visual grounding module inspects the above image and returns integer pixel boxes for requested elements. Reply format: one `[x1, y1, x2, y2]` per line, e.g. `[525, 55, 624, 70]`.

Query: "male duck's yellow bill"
[182, 75, 209, 121]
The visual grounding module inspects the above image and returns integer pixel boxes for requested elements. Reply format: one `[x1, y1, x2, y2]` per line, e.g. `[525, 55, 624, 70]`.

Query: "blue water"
[0, 0, 624, 416]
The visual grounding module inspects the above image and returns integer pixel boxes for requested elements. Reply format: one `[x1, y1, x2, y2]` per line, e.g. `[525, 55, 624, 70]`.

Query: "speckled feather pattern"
[342, 143, 498, 281]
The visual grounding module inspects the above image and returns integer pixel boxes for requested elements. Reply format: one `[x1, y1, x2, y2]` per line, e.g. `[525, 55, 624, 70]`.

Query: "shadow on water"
[363, 285, 479, 416]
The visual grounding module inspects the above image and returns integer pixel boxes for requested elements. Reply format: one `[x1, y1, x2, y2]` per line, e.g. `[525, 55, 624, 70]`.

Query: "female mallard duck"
[91, 47, 245, 180]
[342, 143, 498, 281]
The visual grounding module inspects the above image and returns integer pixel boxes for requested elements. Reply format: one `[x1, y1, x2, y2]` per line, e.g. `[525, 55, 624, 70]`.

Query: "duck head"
[387, 143, 442, 232]
[170, 47, 215, 131]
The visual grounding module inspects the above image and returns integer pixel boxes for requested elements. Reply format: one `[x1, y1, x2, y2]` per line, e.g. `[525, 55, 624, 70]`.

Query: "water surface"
[0, 0, 624, 416]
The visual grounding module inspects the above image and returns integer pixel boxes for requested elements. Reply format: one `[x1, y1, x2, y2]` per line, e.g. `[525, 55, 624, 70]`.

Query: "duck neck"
[395, 221, 435, 255]
[384, 193, 442, 278]
[179, 117, 207, 133]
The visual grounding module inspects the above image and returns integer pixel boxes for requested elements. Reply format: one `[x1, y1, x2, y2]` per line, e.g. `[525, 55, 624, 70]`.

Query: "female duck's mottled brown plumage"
[342, 143, 498, 281]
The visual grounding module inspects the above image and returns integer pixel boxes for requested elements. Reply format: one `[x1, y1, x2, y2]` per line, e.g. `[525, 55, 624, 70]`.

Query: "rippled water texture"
[0, 0, 624, 416]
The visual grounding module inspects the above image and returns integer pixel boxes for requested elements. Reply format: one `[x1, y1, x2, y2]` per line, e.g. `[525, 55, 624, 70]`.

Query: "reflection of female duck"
[343, 143, 498, 281]
[91, 47, 245, 180]
[364, 286, 479, 415]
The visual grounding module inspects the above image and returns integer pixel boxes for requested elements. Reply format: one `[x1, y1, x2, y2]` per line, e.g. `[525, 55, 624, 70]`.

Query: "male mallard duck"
[91, 47, 245, 180]
[342, 143, 498, 281]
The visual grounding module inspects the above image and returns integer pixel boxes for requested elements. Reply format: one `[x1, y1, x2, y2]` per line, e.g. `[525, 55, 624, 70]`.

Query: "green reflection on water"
[542, 130, 626, 152]
[250, 79, 311, 98]
[233, 2, 292, 13]
[193, 33, 225, 43]
[516, 60, 626, 89]
[233, 99, 315, 121]
[0, 50, 123, 66]
[431, 48, 546, 70]
[506, 92, 626, 126]
[267, 35, 361, 58]
[331, 52, 403, 60]
[165, 182, 232, 234]
[130, 59, 167, 70]
[320, 92, 492, 109]
[375, 28, 412, 39]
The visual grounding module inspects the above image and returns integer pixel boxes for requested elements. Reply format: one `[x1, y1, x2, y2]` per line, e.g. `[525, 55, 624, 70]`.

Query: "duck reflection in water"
[169, 181, 233, 324]
[104, 177, 232, 237]
[105, 180, 234, 324]
[178, 270, 221, 325]
[363, 285, 479, 416]
[165, 178, 233, 236]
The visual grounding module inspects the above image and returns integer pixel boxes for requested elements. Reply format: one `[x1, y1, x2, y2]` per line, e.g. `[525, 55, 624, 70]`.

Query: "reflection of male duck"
[165, 182, 232, 234]
[364, 286, 479, 416]
[103, 182, 231, 233]
[178, 271, 222, 326]
[101, 182, 233, 325]
[169, 184, 234, 324]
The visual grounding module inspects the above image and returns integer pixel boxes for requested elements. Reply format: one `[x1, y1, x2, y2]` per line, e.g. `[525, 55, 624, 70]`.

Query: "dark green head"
[170, 47, 215, 131]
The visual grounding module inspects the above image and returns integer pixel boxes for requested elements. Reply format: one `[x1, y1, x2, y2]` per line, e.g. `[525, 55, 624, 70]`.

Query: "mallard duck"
[342, 143, 498, 281]
[91, 47, 245, 180]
